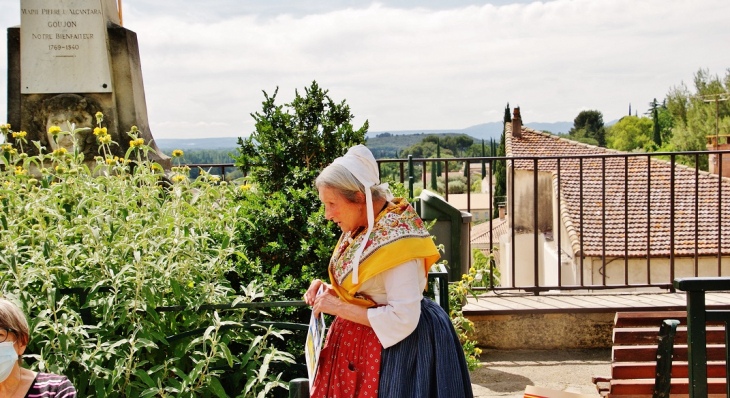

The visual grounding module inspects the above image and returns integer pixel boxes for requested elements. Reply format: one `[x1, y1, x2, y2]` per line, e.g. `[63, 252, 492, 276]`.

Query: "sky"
[1, 0, 729, 139]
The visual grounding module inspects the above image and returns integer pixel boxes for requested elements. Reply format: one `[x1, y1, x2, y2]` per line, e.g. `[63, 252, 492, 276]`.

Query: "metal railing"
[186, 149, 730, 294]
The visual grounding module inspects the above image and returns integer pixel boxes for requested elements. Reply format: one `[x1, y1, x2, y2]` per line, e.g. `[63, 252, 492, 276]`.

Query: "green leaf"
[134, 369, 156, 388]
[208, 376, 229, 398]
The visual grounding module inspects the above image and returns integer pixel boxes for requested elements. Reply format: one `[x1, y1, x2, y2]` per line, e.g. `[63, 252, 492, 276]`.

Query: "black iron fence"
[187, 150, 730, 294]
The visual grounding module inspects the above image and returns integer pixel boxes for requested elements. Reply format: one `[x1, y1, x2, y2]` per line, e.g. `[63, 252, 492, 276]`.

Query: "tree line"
[560, 68, 729, 170]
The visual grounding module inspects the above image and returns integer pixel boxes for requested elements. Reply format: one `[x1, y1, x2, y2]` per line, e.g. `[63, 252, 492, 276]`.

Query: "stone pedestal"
[7, 0, 170, 168]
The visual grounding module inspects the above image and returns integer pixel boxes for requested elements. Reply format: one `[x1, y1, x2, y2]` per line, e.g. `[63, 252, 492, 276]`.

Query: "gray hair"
[0, 298, 29, 347]
[315, 163, 388, 203]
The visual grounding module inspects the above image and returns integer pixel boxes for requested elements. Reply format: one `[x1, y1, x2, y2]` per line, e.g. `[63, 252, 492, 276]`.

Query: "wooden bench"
[593, 311, 728, 397]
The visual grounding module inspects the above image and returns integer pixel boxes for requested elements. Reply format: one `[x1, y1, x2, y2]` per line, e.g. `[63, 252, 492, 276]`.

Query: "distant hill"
[154, 120, 584, 154]
[369, 120, 575, 141]
[155, 137, 241, 151]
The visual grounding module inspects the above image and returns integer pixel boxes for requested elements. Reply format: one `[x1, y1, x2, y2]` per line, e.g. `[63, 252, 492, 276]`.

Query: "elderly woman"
[304, 145, 473, 397]
[0, 298, 76, 398]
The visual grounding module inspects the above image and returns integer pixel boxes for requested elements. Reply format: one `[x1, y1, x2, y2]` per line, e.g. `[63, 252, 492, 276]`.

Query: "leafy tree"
[235, 81, 368, 192]
[231, 81, 368, 300]
[667, 68, 730, 170]
[569, 110, 606, 147]
[606, 116, 654, 152]
[493, 104, 509, 218]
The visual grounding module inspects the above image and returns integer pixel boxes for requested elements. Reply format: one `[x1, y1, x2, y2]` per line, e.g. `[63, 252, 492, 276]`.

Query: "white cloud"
[1, 0, 729, 139]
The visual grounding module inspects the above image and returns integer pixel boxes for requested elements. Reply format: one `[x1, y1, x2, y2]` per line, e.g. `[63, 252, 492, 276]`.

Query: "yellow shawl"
[328, 198, 440, 308]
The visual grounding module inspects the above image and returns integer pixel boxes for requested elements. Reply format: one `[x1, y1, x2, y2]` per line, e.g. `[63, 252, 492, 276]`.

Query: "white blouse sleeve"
[366, 258, 426, 348]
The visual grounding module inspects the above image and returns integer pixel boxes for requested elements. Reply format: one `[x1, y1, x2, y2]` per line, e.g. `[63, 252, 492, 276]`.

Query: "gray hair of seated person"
[315, 163, 388, 204]
[0, 298, 30, 347]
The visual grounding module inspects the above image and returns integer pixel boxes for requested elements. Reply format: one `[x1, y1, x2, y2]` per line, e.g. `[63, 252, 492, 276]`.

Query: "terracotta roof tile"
[471, 217, 509, 246]
[506, 124, 730, 258]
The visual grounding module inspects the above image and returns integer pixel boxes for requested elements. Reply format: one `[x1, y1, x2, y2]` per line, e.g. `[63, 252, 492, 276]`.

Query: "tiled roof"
[471, 217, 509, 246]
[506, 124, 730, 258]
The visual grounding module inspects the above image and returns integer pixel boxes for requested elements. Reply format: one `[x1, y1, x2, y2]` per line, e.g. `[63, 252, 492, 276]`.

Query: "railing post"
[408, 155, 414, 200]
[653, 319, 679, 398]
[288, 378, 309, 398]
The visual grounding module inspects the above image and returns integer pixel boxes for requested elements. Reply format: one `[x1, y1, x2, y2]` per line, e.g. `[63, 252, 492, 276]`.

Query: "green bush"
[0, 122, 291, 397]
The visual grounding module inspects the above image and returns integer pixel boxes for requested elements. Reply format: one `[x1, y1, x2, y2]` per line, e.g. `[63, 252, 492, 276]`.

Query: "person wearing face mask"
[0, 298, 76, 398]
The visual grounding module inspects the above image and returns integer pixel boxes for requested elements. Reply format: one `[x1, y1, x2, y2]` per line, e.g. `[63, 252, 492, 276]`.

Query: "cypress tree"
[651, 98, 662, 146]
[431, 161, 438, 191]
[436, 138, 442, 177]
[493, 103, 510, 218]
[481, 139, 487, 177]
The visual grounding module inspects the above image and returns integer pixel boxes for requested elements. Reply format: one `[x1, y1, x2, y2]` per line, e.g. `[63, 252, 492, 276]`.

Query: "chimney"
[512, 107, 522, 138]
[498, 204, 505, 221]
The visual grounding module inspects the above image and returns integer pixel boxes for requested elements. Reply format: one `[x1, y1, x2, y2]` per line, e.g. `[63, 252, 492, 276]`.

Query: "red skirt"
[310, 316, 382, 398]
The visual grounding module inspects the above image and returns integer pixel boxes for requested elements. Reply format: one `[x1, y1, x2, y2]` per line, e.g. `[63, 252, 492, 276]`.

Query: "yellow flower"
[53, 148, 68, 156]
[130, 138, 144, 148]
[14, 166, 26, 176]
[0, 124, 10, 133]
[12, 131, 27, 138]
[48, 126, 62, 136]
[210, 176, 221, 183]
[93, 127, 108, 136]
[1, 144, 11, 152]
[172, 149, 184, 157]
[172, 175, 186, 183]
[99, 135, 112, 144]
[240, 184, 252, 191]
[95, 112, 104, 123]
[105, 157, 116, 165]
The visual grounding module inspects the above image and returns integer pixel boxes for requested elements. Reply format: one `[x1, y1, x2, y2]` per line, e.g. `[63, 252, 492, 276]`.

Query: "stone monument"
[7, 0, 170, 167]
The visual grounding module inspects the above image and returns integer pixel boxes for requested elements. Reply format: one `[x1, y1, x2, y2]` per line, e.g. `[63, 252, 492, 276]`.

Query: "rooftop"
[506, 124, 730, 258]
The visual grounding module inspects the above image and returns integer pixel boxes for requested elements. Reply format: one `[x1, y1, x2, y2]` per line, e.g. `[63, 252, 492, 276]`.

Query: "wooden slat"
[464, 292, 730, 316]
[612, 344, 727, 362]
[612, 361, 727, 379]
[609, 378, 727, 396]
[613, 311, 688, 327]
[613, 326, 727, 345]
[497, 296, 558, 310]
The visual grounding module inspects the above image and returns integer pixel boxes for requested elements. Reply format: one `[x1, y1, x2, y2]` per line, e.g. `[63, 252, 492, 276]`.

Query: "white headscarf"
[331, 144, 391, 284]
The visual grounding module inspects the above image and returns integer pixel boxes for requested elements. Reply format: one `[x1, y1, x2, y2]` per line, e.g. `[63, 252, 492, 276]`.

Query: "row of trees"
[563, 68, 730, 170]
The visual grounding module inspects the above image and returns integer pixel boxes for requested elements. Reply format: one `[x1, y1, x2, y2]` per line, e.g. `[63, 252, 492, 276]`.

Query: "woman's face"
[0, 328, 25, 356]
[318, 186, 367, 233]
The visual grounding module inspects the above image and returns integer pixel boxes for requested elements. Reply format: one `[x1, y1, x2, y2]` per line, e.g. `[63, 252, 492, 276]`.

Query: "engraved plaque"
[20, 0, 113, 93]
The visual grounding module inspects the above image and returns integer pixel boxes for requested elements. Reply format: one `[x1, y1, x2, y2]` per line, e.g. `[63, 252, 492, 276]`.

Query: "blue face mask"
[0, 341, 18, 383]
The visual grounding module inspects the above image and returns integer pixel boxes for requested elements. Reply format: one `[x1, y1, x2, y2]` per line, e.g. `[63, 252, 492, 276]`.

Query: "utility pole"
[698, 93, 730, 147]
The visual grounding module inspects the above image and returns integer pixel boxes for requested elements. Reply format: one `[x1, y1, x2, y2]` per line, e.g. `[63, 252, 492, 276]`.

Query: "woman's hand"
[304, 279, 332, 306]
[312, 293, 342, 319]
